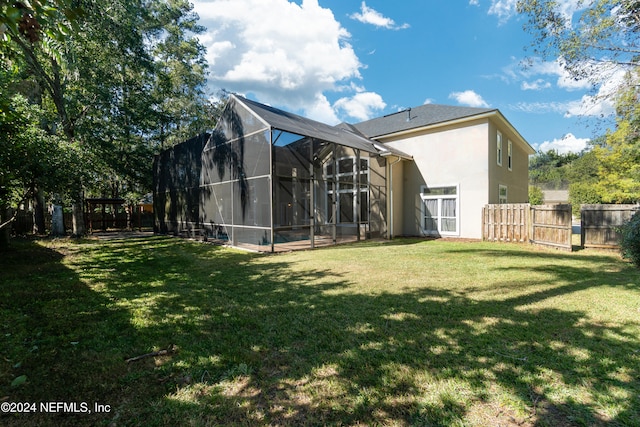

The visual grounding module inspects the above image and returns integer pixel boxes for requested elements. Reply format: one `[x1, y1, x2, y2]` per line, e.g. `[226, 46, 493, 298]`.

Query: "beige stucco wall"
[487, 119, 531, 204]
[382, 119, 491, 239]
[387, 156, 404, 238]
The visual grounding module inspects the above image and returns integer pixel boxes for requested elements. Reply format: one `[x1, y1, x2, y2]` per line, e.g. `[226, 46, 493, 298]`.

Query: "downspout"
[389, 156, 402, 239]
[269, 127, 275, 252]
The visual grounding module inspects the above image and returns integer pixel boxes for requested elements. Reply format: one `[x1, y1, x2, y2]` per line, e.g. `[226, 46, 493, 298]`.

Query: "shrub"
[619, 210, 640, 268]
[528, 185, 544, 205]
[569, 182, 602, 217]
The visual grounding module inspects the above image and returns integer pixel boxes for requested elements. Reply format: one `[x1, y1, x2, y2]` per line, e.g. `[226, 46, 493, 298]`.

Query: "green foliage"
[2, 0, 221, 220]
[565, 149, 600, 184]
[0, 0, 81, 46]
[569, 182, 603, 216]
[529, 150, 581, 190]
[1, 94, 81, 208]
[528, 185, 544, 205]
[11, 374, 27, 387]
[520, 1, 640, 211]
[529, 149, 580, 189]
[518, 0, 639, 84]
[619, 210, 640, 267]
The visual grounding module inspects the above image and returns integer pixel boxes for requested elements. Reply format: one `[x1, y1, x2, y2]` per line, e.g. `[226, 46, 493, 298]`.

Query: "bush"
[619, 210, 640, 268]
[569, 182, 602, 217]
[528, 185, 544, 205]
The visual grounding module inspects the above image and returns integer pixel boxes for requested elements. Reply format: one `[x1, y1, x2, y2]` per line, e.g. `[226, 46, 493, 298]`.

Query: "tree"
[529, 149, 579, 189]
[0, 93, 82, 245]
[2, 0, 216, 240]
[528, 185, 544, 204]
[518, 0, 639, 86]
[520, 1, 640, 210]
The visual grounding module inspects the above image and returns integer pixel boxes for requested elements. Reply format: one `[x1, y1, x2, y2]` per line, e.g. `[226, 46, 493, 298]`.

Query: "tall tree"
[518, 0, 639, 84]
[1, 0, 216, 239]
[519, 1, 640, 206]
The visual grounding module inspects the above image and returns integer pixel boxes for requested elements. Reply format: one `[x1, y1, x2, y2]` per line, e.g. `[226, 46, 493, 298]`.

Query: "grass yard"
[1, 235, 639, 426]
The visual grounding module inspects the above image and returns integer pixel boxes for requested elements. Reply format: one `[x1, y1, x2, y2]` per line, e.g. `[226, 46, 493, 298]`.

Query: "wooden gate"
[483, 204, 573, 251]
[530, 204, 573, 251]
[581, 204, 639, 249]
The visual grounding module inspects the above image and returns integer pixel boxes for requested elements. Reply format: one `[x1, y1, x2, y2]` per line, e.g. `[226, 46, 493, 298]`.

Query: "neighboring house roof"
[542, 190, 569, 204]
[233, 95, 411, 159]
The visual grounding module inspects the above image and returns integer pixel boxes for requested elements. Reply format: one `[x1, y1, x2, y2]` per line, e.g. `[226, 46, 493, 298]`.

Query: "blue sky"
[192, 0, 622, 154]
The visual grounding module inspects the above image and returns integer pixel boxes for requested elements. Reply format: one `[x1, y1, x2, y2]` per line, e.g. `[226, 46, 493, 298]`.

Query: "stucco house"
[154, 94, 534, 251]
[352, 103, 535, 239]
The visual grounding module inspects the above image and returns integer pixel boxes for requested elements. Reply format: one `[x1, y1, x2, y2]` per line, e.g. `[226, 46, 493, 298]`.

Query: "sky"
[191, 0, 623, 154]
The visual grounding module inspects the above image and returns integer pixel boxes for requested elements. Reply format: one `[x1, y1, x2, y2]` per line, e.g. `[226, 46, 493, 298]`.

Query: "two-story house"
[154, 94, 534, 251]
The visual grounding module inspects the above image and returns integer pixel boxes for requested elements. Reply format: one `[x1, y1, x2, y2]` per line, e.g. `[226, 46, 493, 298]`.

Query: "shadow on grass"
[0, 238, 171, 426]
[2, 236, 639, 426]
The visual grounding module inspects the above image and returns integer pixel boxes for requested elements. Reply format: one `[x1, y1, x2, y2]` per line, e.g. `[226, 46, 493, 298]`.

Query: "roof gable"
[353, 103, 496, 138]
[231, 95, 411, 158]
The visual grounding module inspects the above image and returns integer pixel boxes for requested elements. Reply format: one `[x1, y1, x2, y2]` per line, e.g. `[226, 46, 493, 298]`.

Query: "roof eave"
[371, 109, 535, 155]
[370, 110, 499, 140]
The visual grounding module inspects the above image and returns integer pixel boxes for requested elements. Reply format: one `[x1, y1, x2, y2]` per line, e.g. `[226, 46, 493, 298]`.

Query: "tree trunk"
[72, 188, 86, 237]
[0, 206, 11, 249]
[33, 187, 46, 234]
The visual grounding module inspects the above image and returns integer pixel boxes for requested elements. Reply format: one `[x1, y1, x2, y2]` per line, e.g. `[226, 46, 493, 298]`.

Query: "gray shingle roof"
[352, 103, 496, 138]
[234, 95, 411, 158]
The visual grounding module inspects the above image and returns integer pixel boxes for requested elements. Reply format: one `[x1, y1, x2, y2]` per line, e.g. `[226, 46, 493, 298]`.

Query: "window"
[508, 140, 513, 170]
[420, 185, 459, 235]
[325, 157, 369, 223]
[497, 131, 503, 166]
[499, 185, 508, 204]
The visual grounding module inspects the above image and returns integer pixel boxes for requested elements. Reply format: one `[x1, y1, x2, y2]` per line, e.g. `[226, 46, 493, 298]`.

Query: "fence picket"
[581, 204, 639, 248]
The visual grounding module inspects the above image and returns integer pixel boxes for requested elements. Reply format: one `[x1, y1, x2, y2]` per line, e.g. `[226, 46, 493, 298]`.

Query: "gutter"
[388, 156, 403, 239]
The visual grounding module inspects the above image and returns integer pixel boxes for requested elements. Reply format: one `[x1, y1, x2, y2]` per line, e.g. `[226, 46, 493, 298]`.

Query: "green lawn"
[1, 236, 639, 426]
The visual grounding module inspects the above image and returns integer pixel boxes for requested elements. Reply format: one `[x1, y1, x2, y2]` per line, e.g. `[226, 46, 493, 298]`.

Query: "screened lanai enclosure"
[154, 95, 405, 252]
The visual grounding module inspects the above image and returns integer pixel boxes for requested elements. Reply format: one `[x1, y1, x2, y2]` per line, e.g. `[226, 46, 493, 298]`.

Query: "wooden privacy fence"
[581, 204, 640, 249]
[483, 203, 640, 251]
[482, 204, 529, 243]
[483, 203, 572, 251]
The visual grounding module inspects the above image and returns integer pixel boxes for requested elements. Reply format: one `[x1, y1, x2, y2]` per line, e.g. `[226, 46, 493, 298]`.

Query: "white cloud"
[334, 92, 387, 122]
[487, 0, 518, 22]
[449, 90, 490, 108]
[537, 133, 590, 154]
[304, 94, 341, 124]
[509, 101, 571, 115]
[486, 0, 585, 23]
[469, 0, 480, 6]
[192, 0, 383, 123]
[521, 79, 552, 91]
[564, 66, 627, 117]
[503, 58, 592, 91]
[510, 90, 617, 118]
[349, 2, 410, 30]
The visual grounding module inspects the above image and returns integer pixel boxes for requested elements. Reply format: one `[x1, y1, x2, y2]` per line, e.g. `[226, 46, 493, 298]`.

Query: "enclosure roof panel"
[232, 95, 410, 158]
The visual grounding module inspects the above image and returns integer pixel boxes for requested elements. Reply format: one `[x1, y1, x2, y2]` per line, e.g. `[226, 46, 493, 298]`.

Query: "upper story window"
[508, 140, 513, 170]
[497, 131, 503, 166]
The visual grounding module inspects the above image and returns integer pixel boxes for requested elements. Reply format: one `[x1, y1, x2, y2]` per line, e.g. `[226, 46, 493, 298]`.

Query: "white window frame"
[508, 140, 513, 171]
[499, 185, 508, 204]
[420, 184, 459, 236]
[497, 131, 503, 166]
[325, 156, 369, 224]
